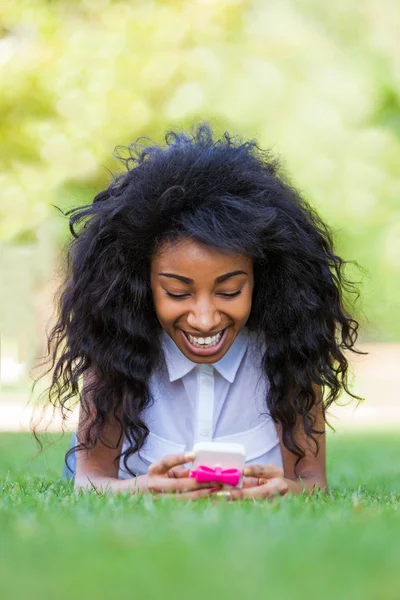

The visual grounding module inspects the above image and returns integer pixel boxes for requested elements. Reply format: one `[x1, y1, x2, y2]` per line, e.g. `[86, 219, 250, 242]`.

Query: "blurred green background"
[1, 0, 399, 384]
[0, 5, 399, 599]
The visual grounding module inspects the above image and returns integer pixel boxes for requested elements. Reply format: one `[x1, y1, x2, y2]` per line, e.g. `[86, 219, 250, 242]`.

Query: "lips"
[180, 327, 229, 357]
[186, 330, 223, 348]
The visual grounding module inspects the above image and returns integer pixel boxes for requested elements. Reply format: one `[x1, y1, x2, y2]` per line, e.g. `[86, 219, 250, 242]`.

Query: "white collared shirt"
[119, 328, 283, 478]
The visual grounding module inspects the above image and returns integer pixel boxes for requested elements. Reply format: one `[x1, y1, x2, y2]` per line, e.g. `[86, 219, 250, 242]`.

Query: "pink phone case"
[189, 442, 246, 488]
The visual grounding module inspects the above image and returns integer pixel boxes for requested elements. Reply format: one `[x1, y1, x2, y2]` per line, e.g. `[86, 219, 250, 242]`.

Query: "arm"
[74, 371, 138, 493]
[218, 385, 327, 500]
[277, 385, 327, 493]
[76, 439, 219, 498]
[74, 371, 219, 498]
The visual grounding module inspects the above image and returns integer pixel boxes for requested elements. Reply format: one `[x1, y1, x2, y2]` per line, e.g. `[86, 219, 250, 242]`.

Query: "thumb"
[242, 476, 268, 488]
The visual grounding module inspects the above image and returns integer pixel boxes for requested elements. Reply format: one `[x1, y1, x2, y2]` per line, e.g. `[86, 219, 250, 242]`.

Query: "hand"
[136, 452, 222, 500]
[215, 464, 288, 501]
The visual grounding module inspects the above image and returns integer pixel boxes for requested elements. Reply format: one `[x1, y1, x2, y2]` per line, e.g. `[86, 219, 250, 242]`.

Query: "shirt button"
[200, 429, 210, 437]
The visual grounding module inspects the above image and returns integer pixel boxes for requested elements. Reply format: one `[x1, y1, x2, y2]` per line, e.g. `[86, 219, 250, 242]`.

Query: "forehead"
[151, 238, 252, 276]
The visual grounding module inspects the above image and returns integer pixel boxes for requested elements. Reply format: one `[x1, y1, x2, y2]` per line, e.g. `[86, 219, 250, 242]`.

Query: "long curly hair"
[37, 123, 364, 473]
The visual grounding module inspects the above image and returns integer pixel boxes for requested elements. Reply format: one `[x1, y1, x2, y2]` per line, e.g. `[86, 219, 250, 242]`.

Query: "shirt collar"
[161, 329, 249, 384]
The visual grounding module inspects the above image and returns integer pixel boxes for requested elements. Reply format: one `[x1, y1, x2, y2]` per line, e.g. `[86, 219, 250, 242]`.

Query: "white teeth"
[186, 331, 223, 348]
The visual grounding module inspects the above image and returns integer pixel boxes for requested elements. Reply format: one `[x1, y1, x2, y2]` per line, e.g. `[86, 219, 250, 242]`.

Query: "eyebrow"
[158, 270, 248, 284]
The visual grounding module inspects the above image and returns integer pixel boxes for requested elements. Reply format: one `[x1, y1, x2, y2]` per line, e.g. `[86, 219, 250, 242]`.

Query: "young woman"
[44, 124, 362, 500]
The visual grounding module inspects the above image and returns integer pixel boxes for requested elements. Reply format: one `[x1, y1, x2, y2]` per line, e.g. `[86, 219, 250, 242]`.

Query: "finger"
[168, 467, 191, 479]
[148, 452, 194, 476]
[243, 464, 284, 480]
[243, 477, 269, 488]
[217, 478, 288, 501]
[161, 488, 220, 501]
[242, 477, 259, 488]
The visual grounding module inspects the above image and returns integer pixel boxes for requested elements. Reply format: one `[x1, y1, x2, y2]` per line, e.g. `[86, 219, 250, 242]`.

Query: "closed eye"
[165, 290, 242, 299]
[219, 290, 242, 298]
[165, 292, 189, 299]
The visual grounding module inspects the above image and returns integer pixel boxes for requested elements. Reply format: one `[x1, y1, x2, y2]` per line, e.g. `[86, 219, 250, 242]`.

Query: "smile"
[185, 330, 224, 349]
[180, 327, 229, 356]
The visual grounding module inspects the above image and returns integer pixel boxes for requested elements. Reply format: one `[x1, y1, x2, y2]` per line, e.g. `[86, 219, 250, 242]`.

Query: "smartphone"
[190, 441, 246, 488]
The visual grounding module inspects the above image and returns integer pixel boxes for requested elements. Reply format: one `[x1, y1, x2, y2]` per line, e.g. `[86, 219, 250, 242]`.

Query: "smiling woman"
[37, 123, 363, 499]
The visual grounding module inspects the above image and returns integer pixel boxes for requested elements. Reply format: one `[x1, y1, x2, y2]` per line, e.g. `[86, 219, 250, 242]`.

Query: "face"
[150, 238, 254, 363]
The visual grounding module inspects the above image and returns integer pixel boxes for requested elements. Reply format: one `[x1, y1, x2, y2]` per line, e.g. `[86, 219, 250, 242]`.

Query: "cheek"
[228, 290, 253, 323]
[152, 289, 179, 324]
[240, 291, 253, 320]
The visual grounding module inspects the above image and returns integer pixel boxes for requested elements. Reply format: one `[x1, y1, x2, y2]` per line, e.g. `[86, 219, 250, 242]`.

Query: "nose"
[186, 296, 222, 333]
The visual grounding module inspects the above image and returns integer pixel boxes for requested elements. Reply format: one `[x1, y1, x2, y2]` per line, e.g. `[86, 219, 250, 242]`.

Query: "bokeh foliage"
[1, 0, 400, 364]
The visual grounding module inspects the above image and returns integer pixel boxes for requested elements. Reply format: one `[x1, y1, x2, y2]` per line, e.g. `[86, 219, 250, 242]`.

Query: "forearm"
[74, 473, 144, 494]
[284, 476, 328, 494]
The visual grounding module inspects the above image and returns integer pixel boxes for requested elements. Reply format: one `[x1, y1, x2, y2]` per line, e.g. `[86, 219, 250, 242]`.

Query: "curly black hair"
[37, 123, 364, 474]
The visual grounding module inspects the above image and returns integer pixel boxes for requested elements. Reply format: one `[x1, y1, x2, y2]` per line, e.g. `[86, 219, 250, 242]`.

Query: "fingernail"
[215, 491, 232, 498]
[243, 467, 250, 477]
[184, 451, 195, 461]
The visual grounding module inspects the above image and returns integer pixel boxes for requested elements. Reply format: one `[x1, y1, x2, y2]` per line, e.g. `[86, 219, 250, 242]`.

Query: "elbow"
[74, 476, 86, 492]
[288, 474, 328, 494]
[74, 474, 96, 492]
[307, 477, 328, 494]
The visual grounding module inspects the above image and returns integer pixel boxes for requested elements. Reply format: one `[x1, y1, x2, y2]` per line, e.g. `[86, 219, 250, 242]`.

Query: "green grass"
[1, 432, 400, 600]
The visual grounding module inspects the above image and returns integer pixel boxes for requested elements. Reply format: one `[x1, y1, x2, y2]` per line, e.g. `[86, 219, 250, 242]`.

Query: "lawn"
[0, 431, 399, 600]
